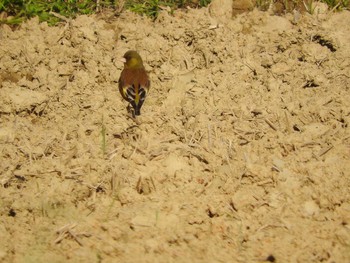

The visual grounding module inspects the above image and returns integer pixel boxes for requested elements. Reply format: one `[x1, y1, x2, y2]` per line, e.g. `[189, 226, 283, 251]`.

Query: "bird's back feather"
[118, 67, 150, 116]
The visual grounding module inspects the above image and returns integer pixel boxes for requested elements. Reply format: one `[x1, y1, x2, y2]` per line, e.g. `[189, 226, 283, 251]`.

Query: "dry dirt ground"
[0, 2, 350, 262]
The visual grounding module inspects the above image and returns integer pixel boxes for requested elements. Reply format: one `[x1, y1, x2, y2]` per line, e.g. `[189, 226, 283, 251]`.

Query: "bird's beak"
[120, 57, 126, 63]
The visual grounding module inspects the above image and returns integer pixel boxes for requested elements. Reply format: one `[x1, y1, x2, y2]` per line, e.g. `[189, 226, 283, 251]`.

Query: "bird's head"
[122, 50, 144, 69]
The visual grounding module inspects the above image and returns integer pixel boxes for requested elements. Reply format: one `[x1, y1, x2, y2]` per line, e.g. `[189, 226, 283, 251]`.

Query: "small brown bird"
[119, 50, 150, 116]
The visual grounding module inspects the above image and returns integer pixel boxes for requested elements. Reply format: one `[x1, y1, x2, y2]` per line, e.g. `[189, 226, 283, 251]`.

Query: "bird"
[118, 50, 150, 117]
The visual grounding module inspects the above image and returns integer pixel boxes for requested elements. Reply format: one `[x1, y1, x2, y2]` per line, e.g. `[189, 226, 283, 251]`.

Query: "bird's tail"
[133, 98, 144, 116]
[128, 85, 146, 116]
[130, 101, 141, 116]
[134, 106, 141, 116]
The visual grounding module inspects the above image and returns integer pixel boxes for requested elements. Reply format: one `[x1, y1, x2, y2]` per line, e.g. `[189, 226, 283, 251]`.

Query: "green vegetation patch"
[0, 0, 100, 25]
[0, 0, 212, 25]
[0, 0, 348, 26]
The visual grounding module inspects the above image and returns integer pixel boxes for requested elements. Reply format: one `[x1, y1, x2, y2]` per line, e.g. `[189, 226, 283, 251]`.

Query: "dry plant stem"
[54, 223, 90, 246]
[265, 118, 277, 131]
[116, 0, 125, 14]
[318, 144, 333, 157]
[68, 229, 84, 246]
[54, 223, 77, 244]
[57, 22, 71, 43]
[327, 2, 342, 17]
[96, 0, 100, 12]
[49, 11, 70, 23]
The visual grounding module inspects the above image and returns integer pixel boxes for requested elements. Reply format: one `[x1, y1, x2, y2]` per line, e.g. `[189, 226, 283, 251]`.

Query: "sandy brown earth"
[0, 1, 350, 262]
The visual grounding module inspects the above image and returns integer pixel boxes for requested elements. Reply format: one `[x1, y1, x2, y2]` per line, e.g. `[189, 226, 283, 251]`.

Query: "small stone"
[303, 200, 320, 217]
